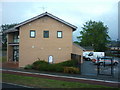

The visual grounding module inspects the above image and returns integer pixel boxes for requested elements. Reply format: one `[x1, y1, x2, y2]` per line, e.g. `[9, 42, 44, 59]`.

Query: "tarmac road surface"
[2, 82, 32, 89]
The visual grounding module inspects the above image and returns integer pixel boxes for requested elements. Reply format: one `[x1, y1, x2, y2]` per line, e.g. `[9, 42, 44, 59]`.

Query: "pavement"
[1, 68, 120, 88]
[2, 66, 120, 82]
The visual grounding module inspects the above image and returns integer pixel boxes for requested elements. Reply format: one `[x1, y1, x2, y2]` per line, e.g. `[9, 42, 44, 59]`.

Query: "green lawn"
[0, 56, 7, 62]
[0, 50, 7, 62]
[0, 56, 2, 62]
[2, 73, 114, 88]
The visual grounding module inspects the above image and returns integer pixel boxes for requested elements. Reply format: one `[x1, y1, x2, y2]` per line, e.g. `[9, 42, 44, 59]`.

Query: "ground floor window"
[48, 56, 53, 64]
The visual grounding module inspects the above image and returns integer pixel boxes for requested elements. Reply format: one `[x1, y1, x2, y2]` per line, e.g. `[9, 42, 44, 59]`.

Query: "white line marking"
[1, 69, 120, 84]
[2, 82, 34, 88]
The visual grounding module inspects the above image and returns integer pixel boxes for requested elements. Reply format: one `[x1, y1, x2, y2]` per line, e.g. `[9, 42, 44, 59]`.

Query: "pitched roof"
[82, 46, 94, 51]
[73, 43, 86, 51]
[4, 12, 77, 33]
[3, 28, 18, 33]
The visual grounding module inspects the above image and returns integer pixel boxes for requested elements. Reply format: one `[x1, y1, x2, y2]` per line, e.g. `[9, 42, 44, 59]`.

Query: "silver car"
[92, 57, 119, 65]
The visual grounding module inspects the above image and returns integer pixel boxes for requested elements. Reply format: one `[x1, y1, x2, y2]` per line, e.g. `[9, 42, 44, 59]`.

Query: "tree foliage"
[77, 20, 110, 52]
[1, 23, 18, 45]
[1, 24, 18, 31]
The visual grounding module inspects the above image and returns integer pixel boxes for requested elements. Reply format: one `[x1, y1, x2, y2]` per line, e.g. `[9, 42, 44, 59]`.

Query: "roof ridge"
[14, 12, 77, 30]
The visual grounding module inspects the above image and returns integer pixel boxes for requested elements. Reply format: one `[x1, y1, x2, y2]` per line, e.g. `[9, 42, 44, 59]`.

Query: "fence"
[71, 53, 81, 74]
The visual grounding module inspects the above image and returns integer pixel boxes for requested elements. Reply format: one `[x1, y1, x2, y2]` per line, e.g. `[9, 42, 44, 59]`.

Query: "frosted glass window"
[30, 30, 35, 38]
[48, 56, 53, 64]
[57, 31, 62, 38]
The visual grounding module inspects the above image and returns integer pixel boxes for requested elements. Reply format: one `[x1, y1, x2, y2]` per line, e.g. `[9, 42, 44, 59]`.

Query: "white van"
[83, 52, 105, 61]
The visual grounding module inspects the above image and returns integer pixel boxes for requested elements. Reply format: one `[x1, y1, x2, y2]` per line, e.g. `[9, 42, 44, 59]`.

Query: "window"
[48, 56, 53, 64]
[13, 34, 19, 43]
[30, 30, 36, 38]
[13, 46, 19, 61]
[44, 31, 49, 38]
[57, 31, 62, 38]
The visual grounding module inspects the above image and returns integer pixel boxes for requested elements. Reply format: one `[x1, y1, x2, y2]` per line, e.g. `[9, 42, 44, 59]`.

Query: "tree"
[1, 24, 18, 31]
[1, 23, 18, 48]
[77, 20, 110, 52]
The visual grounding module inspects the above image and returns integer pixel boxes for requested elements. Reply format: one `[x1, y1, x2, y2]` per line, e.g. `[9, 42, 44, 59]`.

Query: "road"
[2, 82, 32, 89]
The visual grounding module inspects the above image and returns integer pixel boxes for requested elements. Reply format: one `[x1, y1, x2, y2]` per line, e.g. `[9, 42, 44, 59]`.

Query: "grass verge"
[1, 56, 7, 62]
[2, 73, 113, 88]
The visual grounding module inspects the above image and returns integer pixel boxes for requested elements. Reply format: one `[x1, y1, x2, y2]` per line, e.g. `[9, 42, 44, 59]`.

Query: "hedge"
[64, 67, 80, 74]
[24, 59, 80, 74]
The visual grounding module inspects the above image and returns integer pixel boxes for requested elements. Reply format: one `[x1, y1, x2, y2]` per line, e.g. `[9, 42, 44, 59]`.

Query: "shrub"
[33, 60, 48, 65]
[38, 64, 49, 71]
[30, 59, 80, 74]
[24, 64, 33, 69]
[49, 64, 64, 72]
[32, 60, 48, 70]
[57, 60, 78, 67]
[64, 67, 80, 74]
[32, 60, 64, 72]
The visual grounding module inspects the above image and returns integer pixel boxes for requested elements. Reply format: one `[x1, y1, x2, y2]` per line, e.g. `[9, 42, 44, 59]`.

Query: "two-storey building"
[5, 12, 84, 67]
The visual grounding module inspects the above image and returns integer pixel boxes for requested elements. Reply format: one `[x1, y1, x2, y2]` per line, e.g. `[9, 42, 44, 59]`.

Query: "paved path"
[1, 69, 120, 88]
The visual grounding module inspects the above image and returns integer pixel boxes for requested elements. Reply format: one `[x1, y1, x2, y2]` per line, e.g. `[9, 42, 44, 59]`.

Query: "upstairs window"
[13, 32, 19, 43]
[57, 31, 62, 38]
[44, 31, 49, 38]
[30, 30, 36, 38]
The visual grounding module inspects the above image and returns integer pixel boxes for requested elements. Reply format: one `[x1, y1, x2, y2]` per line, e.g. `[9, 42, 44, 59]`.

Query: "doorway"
[13, 46, 19, 62]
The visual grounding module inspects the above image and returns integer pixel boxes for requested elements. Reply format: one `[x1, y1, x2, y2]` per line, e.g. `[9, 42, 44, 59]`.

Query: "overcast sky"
[1, 0, 119, 41]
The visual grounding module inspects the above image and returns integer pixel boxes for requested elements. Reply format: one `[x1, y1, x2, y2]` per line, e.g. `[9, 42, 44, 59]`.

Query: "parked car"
[92, 57, 119, 66]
